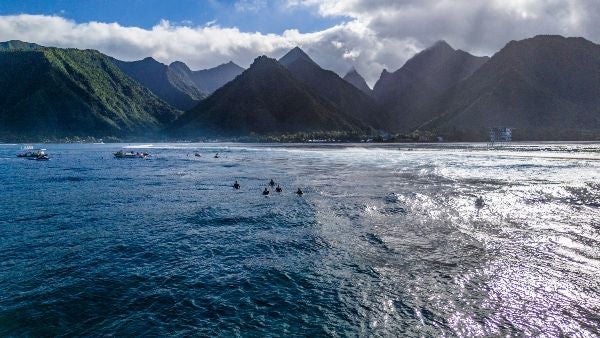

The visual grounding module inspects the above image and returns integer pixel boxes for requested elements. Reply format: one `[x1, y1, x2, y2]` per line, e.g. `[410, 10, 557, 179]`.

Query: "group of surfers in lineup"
[223, 153, 483, 205]
[194, 152, 302, 196]
[233, 178, 303, 196]
[203, 152, 485, 205]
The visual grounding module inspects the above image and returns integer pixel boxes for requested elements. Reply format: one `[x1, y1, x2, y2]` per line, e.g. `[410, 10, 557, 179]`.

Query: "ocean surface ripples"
[1, 142, 599, 336]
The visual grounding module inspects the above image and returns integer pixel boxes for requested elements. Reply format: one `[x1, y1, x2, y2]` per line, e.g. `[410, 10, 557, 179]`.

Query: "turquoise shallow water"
[1, 143, 599, 336]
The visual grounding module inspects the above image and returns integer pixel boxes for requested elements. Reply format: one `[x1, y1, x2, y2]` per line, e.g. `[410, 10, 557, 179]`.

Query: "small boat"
[17, 147, 49, 160]
[17, 146, 44, 158]
[114, 150, 149, 159]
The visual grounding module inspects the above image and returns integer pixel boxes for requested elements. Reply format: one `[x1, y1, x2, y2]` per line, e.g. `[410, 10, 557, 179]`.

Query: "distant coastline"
[2, 129, 600, 145]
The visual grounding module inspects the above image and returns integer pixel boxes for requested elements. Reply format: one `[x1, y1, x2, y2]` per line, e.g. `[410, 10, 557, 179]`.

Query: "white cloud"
[0, 14, 418, 85]
[288, 0, 600, 56]
[234, 0, 268, 12]
[1, 1, 600, 86]
[0, 15, 292, 71]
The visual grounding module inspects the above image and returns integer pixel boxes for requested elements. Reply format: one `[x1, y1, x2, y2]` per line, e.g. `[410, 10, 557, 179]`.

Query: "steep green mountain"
[0, 40, 44, 51]
[111, 57, 205, 110]
[279, 47, 388, 129]
[420, 35, 600, 140]
[0, 47, 180, 140]
[343, 68, 372, 96]
[373, 41, 489, 131]
[168, 61, 203, 99]
[191, 61, 245, 94]
[172, 56, 366, 137]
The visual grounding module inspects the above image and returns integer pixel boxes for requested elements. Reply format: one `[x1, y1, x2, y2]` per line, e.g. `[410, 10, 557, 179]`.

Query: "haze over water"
[1, 143, 599, 336]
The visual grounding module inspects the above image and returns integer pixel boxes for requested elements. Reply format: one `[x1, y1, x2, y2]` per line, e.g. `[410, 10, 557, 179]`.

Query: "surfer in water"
[269, 179, 275, 187]
[296, 188, 303, 196]
[275, 185, 282, 193]
[233, 181, 240, 189]
[263, 188, 270, 195]
[475, 196, 485, 208]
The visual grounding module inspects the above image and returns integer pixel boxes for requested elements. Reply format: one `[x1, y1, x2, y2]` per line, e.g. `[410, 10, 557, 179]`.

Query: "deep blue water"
[1, 143, 599, 336]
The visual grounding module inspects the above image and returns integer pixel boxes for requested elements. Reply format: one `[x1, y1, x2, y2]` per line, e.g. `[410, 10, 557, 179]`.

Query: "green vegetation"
[0, 47, 180, 140]
[2, 36, 600, 142]
[241, 131, 369, 143]
[112, 57, 205, 110]
[0, 40, 44, 51]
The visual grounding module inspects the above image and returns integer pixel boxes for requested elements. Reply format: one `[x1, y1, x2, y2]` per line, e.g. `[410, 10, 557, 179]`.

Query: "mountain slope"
[173, 56, 366, 137]
[0, 48, 180, 140]
[373, 41, 489, 131]
[343, 68, 372, 96]
[420, 35, 600, 140]
[279, 47, 387, 129]
[168, 61, 203, 101]
[278, 47, 318, 67]
[191, 61, 245, 94]
[0, 40, 44, 51]
[112, 57, 205, 110]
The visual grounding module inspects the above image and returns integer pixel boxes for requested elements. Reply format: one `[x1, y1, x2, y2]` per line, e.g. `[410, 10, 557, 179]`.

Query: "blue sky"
[0, 0, 344, 34]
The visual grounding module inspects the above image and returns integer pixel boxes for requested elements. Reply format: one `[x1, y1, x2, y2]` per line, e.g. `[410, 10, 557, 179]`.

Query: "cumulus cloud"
[0, 13, 419, 85]
[288, 0, 600, 56]
[0, 15, 293, 70]
[1, 1, 600, 86]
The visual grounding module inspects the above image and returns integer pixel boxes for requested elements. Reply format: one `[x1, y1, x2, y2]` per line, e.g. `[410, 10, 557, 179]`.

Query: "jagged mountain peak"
[212, 60, 243, 70]
[372, 39, 488, 131]
[141, 56, 161, 63]
[190, 60, 245, 94]
[173, 51, 364, 137]
[343, 67, 372, 95]
[169, 60, 189, 68]
[344, 67, 359, 76]
[429, 40, 454, 52]
[250, 55, 279, 68]
[113, 57, 204, 110]
[278, 46, 316, 66]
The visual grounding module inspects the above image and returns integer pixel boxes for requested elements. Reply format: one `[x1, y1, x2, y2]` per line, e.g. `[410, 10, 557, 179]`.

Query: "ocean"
[1, 142, 599, 336]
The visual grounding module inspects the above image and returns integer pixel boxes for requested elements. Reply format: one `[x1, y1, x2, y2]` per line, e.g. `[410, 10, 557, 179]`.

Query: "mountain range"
[1, 35, 600, 141]
[173, 56, 366, 137]
[343, 68, 372, 96]
[0, 44, 179, 140]
[111, 57, 244, 110]
[278, 47, 387, 129]
[190, 61, 245, 94]
[372, 40, 489, 131]
[111, 57, 205, 111]
[419, 35, 600, 140]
